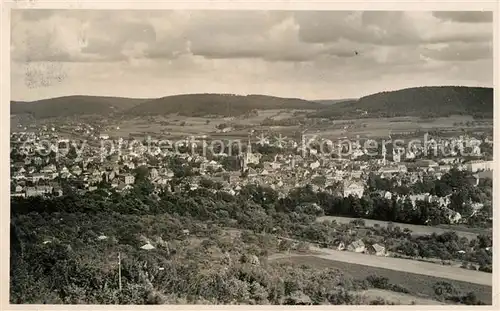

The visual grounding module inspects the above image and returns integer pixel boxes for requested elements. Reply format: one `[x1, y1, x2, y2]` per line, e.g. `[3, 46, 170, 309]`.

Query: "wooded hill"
[309, 86, 493, 119]
[11, 86, 493, 119]
[124, 94, 323, 117]
[11, 96, 150, 119]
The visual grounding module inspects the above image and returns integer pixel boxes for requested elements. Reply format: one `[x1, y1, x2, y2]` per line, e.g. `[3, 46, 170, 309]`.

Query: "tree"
[133, 165, 150, 182]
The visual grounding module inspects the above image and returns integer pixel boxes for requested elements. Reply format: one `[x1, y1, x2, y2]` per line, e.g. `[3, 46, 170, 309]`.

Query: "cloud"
[432, 11, 493, 23]
[421, 42, 492, 62]
[295, 11, 422, 46]
[12, 10, 157, 63]
[10, 10, 493, 101]
[12, 10, 493, 65]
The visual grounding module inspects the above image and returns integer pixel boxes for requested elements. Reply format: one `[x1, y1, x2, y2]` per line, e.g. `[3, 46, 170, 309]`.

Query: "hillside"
[10, 96, 150, 119]
[124, 94, 323, 117]
[314, 98, 358, 105]
[309, 86, 493, 119]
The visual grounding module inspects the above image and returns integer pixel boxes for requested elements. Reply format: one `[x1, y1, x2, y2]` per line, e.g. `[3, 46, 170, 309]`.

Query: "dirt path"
[269, 246, 492, 286]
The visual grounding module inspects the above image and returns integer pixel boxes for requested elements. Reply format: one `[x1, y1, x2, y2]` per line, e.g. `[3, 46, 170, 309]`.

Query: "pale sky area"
[11, 10, 493, 101]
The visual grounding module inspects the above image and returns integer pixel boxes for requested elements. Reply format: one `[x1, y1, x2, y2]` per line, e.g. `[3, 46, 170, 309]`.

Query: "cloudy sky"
[11, 10, 493, 101]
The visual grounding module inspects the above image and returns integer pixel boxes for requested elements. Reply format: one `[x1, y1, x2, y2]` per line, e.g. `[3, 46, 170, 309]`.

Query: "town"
[8, 8, 494, 307]
[11, 121, 493, 228]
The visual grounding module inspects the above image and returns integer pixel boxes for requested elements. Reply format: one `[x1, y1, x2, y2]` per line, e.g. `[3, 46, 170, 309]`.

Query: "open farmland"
[271, 255, 492, 304]
[316, 216, 490, 240]
[85, 112, 494, 144]
[306, 115, 491, 140]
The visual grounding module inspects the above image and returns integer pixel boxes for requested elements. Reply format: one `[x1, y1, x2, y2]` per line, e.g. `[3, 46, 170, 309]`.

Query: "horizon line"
[10, 84, 493, 103]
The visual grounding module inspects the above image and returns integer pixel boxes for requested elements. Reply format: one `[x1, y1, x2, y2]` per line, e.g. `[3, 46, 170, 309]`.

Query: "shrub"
[366, 275, 389, 289]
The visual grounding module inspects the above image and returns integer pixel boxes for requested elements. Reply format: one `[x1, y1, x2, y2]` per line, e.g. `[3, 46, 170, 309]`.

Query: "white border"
[1, 0, 498, 310]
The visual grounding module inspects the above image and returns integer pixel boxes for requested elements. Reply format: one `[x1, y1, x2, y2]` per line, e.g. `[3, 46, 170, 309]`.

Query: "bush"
[448, 292, 486, 305]
[433, 281, 457, 296]
[478, 265, 492, 273]
[366, 275, 390, 289]
[369, 298, 390, 305]
[389, 284, 410, 294]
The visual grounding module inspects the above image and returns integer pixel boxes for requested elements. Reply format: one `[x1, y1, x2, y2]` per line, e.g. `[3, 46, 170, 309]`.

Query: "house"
[71, 165, 82, 176]
[53, 187, 63, 196]
[442, 207, 462, 224]
[41, 164, 56, 173]
[440, 157, 459, 165]
[439, 165, 451, 172]
[383, 191, 392, 200]
[150, 168, 159, 179]
[30, 173, 46, 183]
[416, 159, 439, 168]
[347, 239, 365, 253]
[334, 241, 346, 251]
[310, 160, 321, 169]
[140, 242, 155, 250]
[466, 160, 493, 173]
[239, 151, 261, 170]
[116, 183, 133, 193]
[123, 161, 136, 170]
[25, 186, 53, 197]
[12, 173, 26, 181]
[342, 181, 364, 198]
[379, 166, 400, 174]
[366, 244, 386, 256]
[119, 174, 135, 185]
[408, 193, 431, 207]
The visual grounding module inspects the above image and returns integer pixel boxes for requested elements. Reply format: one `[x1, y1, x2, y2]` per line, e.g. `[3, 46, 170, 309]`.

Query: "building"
[342, 181, 364, 198]
[116, 183, 133, 193]
[442, 208, 462, 224]
[150, 168, 159, 179]
[119, 174, 135, 185]
[347, 240, 365, 253]
[239, 148, 261, 172]
[466, 160, 493, 173]
[416, 159, 439, 168]
[25, 186, 53, 197]
[366, 244, 386, 256]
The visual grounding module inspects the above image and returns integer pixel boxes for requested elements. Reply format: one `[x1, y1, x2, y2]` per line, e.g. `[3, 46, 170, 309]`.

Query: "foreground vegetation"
[10, 177, 492, 304]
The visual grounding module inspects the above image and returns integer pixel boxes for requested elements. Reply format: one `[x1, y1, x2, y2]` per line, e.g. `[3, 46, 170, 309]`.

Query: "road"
[269, 246, 492, 286]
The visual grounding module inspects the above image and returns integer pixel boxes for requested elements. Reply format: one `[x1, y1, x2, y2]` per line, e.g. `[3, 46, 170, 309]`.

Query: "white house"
[342, 181, 364, 198]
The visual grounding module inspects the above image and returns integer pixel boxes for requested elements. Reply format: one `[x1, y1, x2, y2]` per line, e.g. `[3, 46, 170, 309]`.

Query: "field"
[15, 113, 491, 146]
[272, 255, 492, 304]
[315, 216, 490, 240]
[99, 110, 308, 140]
[93, 114, 492, 142]
[270, 246, 492, 286]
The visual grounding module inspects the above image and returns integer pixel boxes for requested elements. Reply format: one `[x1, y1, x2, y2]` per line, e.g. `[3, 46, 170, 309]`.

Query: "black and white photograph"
[6, 2, 496, 306]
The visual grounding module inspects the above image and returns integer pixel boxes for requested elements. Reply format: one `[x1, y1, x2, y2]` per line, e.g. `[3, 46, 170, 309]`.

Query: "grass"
[272, 256, 492, 304]
[354, 289, 446, 305]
